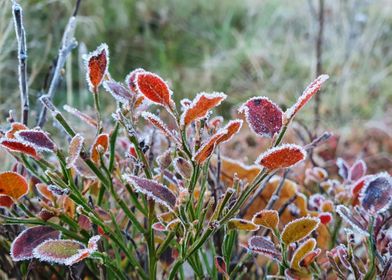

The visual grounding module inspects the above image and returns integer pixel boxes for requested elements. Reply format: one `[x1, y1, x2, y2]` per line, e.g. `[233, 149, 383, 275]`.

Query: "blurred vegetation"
[0, 0, 392, 129]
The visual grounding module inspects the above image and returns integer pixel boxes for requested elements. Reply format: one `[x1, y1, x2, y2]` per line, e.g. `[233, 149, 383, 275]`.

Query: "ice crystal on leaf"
[84, 43, 109, 93]
[15, 129, 56, 152]
[5, 122, 27, 139]
[256, 144, 306, 170]
[239, 97, 283, 138]
[90, 133, 109, 164]
[103, 80, 133, 104]
[252, 209, 279, 230]
[290, 238, 317, 271]
[360, 172, 392, 214]
[227, 218, 259, 231]
[141, 112, 180, 144]
[63, 105, 98, 128]
[135, 71, 173, 108]
[248, 236, 281, 260]
[0, 171, 28, 200]
[0, 138, 38, 158]
[66, 134, 84, 168]
[281, 217, 320, 244]
[336, 205, 369, 236]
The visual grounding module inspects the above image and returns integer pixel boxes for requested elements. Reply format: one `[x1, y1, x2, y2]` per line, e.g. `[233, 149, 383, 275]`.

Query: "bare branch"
[12, 1, 29, 125]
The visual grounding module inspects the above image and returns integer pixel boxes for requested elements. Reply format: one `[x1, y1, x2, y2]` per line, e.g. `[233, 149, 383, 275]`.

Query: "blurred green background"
[0, 0, 392, 129]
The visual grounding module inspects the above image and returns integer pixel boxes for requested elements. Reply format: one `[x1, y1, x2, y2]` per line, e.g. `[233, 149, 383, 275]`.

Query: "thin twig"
[12, 1, 29, 125]
[37, 1, 81, 127]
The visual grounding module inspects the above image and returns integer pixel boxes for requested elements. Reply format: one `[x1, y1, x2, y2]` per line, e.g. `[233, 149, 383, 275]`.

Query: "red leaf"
[214, 256, 227, 275]
[15, 129, 56, 152]
[85, 43, 109, 92]
[10, 226, 61, 261]
[256, 144, 306, 170]
[239, 97, 283, 138]
[285, 75, 329, 120]
[0, 194, 14, 208]
[318, 212, 333, 225]
[0, 138, 38, 158]
[180, 92, 226, 127]
[135, 71, 172, 107]
[124, 175, 177, 210]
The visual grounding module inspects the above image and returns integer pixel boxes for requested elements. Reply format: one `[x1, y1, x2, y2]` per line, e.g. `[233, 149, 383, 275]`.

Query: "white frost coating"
[217, 119, 243, 144]
[180, 92, 227, 126]
[281, 216, 320, 243]
[14, 129, 55, 152]
[165, 218, 185, 231]
[134, 71, 173, 105]
[87, 235, 101, 251]
[359, 172, 392, 214]
[285, 74, 329, 120]
[336, 205, 369, 236]
[63, 105, 97, 128]
[83, 43, 109, 92]
[289, 238, 317, 269]
[102, 80, 130, 104]
[66, 134, 84, 168]
[192, 129, 228, 162]
[348, 159, 367, 181]
[248, 236, 280, 260]
[238, 96, 283, 138]
[228, 218, 259, 231]
[123, 174, 176, 211]
[180, 98, 192, 111]
[255, 143, 307, 169]
[125, 68, 145, 91]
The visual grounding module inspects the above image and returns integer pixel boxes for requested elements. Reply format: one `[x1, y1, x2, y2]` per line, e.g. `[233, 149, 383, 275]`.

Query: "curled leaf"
[256, 144, 306, 170]
[0, 194, 14, 209]
[85, 43, 109, 92]
[181, 92, 227, 127]
[11, 226, 61, 261]
[135, 71, 172, 107]
[123, 175, 176, 210]
[227, 219, 259, 231]
[360, 172, 392, 214]
[6, 122, 27, 139]
[193, 130, 227, 164]
[15, 129, 56, 152]
[281, 217, 320, 244]
[285, 74, 329, 121]
[36, 183, 55, 201]
[90, 133, 109, 164]
[252, 209, 279, 230]
[216, 120, 243, 144]
[0, 171, 28, 200]
[248, 236, 281, 260]
[290, 238, 316, 270]
[66, 134, 84, 168]
[103, 80, 133, 104]
[239, 97, 283, 138]
[0, 138, 38, 158]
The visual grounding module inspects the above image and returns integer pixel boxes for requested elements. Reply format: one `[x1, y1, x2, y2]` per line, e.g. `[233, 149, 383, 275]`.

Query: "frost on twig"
[12, 2, 29, 126]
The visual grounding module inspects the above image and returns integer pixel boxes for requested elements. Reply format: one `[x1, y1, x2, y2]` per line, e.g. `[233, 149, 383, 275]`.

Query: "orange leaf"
[6, 122, 27, 139]
[0, 138, 38, 158]
[36, 183, 55, 201]
[193, 130, 227, 164]
[180, 92, 226, 126]
[90, 133, 109, 164]
[252, 209, 279, 230]
[216, 120, 243, 145]
[256, 144, 306, 170]
[0, 172, 28, 200]
[281, 217, 320, 244]
[290, 238, 316, 271]
[85, 44, 109, 92]
[135, 71, 172, 107]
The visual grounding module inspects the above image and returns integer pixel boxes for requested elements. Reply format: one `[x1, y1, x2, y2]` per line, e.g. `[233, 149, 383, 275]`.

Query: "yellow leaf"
[227, 219, 259, 231]
[281, 217, 320, 244]
[290, 238, 316, 271]
[252, 210, 279, 230]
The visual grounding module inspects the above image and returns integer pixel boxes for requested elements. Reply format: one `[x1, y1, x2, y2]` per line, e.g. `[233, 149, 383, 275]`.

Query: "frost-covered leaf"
[15, 129, 56, 152]
[193, 130, 227, 164]
[227, 219, 259, 231]
[6, 122, 27, 139]
[135, 71, 172, 107]
[281, 217, 320, 244]
[285, 75, 329, 120]
[318, 212, 333, 225]
[125, 68, 145, 92]
[239, 97, 283, 138]
[90, 133, 109, 164]
[216, 120, 243, 144]
[300, 248, 321, 268]
[349, 159, 366, 182]
[123, 175, 176, 210]
[103, 80, 133, 104]
[33, 239, 84, 265]
[141, 112, 180, 144]
[66, 134, 84, 168]
[152, 222, 167, 232]
[0, 194, 14, 209]
[10, 226, 61, 261]
[256, 144, 306, 170]
[252, 209, 279, 230]
[180, 92, 226, 126]
[73, 157, 96, 179]
[0, 138, 38, 158]
[290, 238, 316, 270]
[63, 105, 98, 128]
[336, 158, 349, 180]
[215, 256, 228, 276]
[173, 157, 192, 179]
[360, 172, 392, 214]
[78, 214, 92, 232]
[0, 171, 28, 200]
[336, 205, 369, 236]
[36, 183, 55, 201]
[248, 236, 281, 260]
[84, 43, 109, 92]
